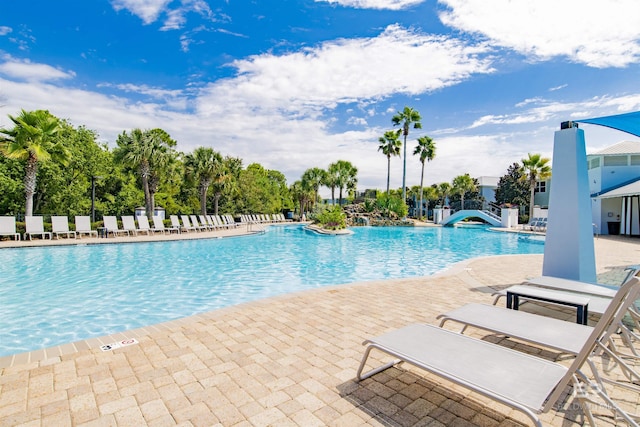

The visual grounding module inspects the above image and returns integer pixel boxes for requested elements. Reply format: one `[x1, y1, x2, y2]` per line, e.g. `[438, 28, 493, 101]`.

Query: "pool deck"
[1, 230, 640, 426]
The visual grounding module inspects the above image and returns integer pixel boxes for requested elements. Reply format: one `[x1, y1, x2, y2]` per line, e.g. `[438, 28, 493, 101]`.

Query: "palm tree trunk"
[331, 187, 336, 205]
[529, 181, 536, 217]
[386, 156, 391, 196]
[200, 185, 209, 215]
[339, 187, 343, 206]
[402, 134, 407, 204]
[419, 161, 425, 219]
[24, 155, 38, 216]
[214, 193, 221, 215]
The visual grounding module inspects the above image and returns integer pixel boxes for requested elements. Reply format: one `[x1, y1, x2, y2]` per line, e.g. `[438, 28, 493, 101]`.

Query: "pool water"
[0, 225, 543, 357]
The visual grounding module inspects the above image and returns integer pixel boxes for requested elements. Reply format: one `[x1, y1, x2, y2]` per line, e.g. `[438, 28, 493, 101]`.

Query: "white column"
[542, 127, 597, 283]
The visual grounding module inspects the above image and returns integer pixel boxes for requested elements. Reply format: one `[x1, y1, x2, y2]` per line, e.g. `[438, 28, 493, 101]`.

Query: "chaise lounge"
[0, 216, 21, 240]
[356, 278, 640, 427]
[24, 216, 52, 240]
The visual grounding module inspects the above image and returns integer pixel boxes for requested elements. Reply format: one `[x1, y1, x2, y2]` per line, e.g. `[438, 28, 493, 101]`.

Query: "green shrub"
[315, 205, 347, 230]
[376, 193, 408, 218]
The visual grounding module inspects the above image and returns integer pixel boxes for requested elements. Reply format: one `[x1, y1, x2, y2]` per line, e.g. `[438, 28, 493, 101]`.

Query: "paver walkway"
[1, 234, 639, 426]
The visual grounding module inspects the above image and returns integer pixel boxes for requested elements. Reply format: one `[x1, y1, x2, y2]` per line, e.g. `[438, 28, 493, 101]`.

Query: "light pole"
[91, 176, 102, 223]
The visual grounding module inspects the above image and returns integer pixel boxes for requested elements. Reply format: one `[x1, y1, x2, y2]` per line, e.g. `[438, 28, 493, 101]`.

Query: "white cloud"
[316, 0, 425, 10]
[0, 57, 75, 82]
[111, 0, 172, 24]
[0, 26, 12, 36]
[197, 24, 494, 117]
[439, 0, 640, 68]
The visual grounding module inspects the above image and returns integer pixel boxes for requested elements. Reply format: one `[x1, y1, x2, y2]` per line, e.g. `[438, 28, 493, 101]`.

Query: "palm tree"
[437, 182, 452, 207]
[0, 109, 65, 216]
[329, 160, 358, 206]
[452, 174, 476, 211]
[392, 106, 422, 205]
[290, 180, 313, 220]
[114, 128, 176, 218]
[184, 147, 223, 215]
[324, 164, 339, 205]
[301, 167, 327, 211]
[413, 135, 436, 219]
[377, 130, 402, 196]
[522, 153, 552, 218]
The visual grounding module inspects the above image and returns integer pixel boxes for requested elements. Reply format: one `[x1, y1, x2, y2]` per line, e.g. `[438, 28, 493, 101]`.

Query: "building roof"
[589, 141, 640, 156]
[595, 177, 640, 199]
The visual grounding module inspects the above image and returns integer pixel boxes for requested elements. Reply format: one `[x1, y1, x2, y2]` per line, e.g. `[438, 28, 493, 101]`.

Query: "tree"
[0, 109, 66, 216]
[495, 162, 529, 207]
[437, 182, 452, 206]
[392, 106, 422, 206]
[413, 135, 436, 219]
[301, 167, 327, 211]
[522, 153, 551, 217]
[377, 130, 402, 197]
[114, 128, 177, 218]
[328, 160, 358, 206]
[324, 163, 339, 205]
[290, 180, 313, 219]
[452, 174, 476, 211]
[184, 147, 223, 215]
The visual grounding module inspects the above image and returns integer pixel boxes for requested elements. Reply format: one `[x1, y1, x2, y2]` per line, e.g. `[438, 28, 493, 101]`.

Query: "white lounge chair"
[24, 216, 52, 240]
[134, 216, 153, 235]
[153, 216, 179, 234]
[357, 278, 640, 427]
[0, 216, 21, 240]
[75, 216, 98, 238]
[190, 215, 208, 231]
[169, 215, 184, 233]
[121, 216, 140, 236]
[180, 215, 198, 232]
[224, 214, 238, 228]
[51, 216, 76, 239]
[103, 216, 129, 237]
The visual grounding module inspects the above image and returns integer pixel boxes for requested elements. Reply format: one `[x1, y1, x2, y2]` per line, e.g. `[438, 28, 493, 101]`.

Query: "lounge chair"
[121, 216, 140, 236]
[0, 216, 21, 240]
[102, 216, 129, 237]
[356, 278, 640, 427]
[153, 216, 179, 234]
[169, 215, 185, 233]
[75, 216, 98, 238]
[180, 215, 198, 232]
[198, 215, 213, 230]
[224, 215, 238, 228]
[51, 216, 76, 239]
[134, 216, 153, 235]
[190, 215, 208, 231]
[24, 216, 52, 240]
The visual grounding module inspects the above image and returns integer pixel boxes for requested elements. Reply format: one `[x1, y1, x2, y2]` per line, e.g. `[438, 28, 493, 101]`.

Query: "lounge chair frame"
[74, 216, 98, 238]
[103, 216, 129, 237]
[0, 216, 21, 240]
[51, 216, 76, 239]
[24, 216, 52, 240]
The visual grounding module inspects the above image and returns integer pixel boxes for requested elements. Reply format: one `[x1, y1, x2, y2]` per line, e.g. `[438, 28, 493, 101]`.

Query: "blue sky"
[1, 0, 640, 195]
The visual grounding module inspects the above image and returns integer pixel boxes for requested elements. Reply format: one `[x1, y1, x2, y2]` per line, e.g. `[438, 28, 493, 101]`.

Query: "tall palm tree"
[452, 174, 476, 211]
[522, 153, 552, 218]
[413, 135, 436, 219]
[301, 167, 327, 211]
[184, 147, 223, 215]
[324, 163, 339, 205]
[377, 130, 402, 196]
[0, 109, 65, 216]
[392, 106, 422, 205]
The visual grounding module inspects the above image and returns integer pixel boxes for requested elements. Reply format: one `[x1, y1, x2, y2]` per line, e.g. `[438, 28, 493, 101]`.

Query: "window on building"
[603, 155, 628, 166]
[588, 157, 600, 169]
[631, 155, 640, 165]
[535, 181, 546, 193]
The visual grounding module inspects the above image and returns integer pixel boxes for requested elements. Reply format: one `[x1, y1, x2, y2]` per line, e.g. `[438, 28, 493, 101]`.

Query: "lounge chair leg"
[356, 346, 401, 381]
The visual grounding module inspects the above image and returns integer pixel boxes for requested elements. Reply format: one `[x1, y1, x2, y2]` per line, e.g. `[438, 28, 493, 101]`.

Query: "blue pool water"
[0, 225, 543, 357]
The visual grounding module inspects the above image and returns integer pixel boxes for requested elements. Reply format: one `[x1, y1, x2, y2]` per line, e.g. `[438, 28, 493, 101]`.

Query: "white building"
[588, 141, 640, 235]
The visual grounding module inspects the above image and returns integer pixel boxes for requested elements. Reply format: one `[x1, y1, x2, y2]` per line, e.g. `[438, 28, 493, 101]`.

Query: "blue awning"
[576, 111, 640, 138]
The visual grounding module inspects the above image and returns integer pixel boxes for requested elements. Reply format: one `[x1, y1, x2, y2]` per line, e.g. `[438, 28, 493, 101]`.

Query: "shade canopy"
[596, 179, 640, 199]
[576, 111, 640, 138]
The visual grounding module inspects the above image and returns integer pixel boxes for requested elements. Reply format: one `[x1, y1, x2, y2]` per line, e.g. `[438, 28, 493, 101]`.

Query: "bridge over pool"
[440, 209, 502, 227]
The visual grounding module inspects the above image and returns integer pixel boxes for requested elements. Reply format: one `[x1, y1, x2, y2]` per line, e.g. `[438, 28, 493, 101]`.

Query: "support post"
[542, 126, 596, 282]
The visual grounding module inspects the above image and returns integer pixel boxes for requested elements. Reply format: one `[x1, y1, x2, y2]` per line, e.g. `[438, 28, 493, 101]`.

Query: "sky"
[1, 0, 640, 197]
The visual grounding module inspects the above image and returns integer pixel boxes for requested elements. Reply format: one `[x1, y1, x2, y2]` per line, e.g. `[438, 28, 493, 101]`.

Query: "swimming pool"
[0, 225, 543, 357]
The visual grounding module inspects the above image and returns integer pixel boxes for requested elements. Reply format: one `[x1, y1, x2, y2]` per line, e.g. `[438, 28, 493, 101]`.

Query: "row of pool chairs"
[526, 217, 547, 232]
[0, 213, 292, 240]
